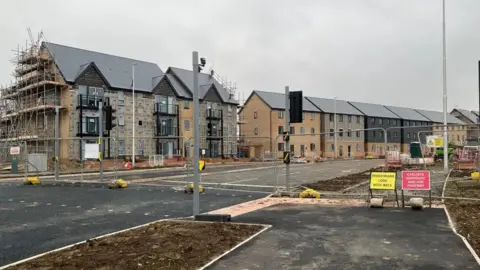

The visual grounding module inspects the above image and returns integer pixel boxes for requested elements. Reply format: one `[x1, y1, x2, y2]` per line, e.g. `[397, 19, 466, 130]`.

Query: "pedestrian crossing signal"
[283, 132, 290, 142]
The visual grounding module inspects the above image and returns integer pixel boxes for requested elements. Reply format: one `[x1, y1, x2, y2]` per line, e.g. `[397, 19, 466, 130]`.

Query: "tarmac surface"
[0, 183, 265, 266]
[156, 159, 383, 191]
[212, 204, 478, 270]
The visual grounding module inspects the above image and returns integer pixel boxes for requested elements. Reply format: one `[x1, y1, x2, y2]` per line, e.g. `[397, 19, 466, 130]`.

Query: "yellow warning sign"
[426, 135, 443, 148]
[370, 172, 396, 190]
[199, 160, 205, 171]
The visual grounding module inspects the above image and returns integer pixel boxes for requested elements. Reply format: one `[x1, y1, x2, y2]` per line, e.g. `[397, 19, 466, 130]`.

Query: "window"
[118, 140, 125, 156]
[278, 111, 284, 118]
[457, 135, 460, 141]
[184, 101, 190, 109]
[118, 91, 124, 106]
[302, 112, 305, 120]
[371, 117, 375, 124]
[372, 144, 376, 151]
[278, 143, 284, 151]
[393, 132, 397, 137]
[254, 111, 258, 119]
[405, 121, 409, 126]
[300, 127, 305, 134]
[380, 132, 383, 138]
[413, 133, 417, 139]
[407, 133, 410, 138]
[330, 144, 334, 151]
[85, 117, 98, 133]
[310, 143, 316, 152]
[379, 118, 383, 124]
[393, 120, 397, 126]
[254, 127, 258, 135]
[347, 129, 351, 137]
[329, 128, 334, 137]
[311, 128, 315, 135]
[290, 145, 294, 153]
[329, 114, 334, 121]
[339, 128, 344, 137]
[356, 116, 360, 123]
[310, 113, 315, 120]
[387, 119, 390, 125]
[139, 120, 142, 126]
[348, 115, 352, 123]
[356, 130, 360, 137]
[356, 144, 360, 152]
[184, 120, 190, 130]
[387, 131, 391, 138]
[278, 126, 284, 135]
[339, 115, 343, 122]
[228, 105, 232, 112]
[372, 131, 376, 137]
[290, 127, 295, 134]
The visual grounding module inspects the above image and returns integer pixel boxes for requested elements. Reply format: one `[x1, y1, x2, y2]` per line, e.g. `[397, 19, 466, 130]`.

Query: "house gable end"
[152, 77, 178, 97]
[202, 86, 223, 103]
[74, 62, 110, 88]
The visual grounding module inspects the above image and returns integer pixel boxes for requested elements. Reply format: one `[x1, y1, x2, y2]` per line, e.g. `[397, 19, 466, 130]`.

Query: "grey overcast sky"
[1, 0, 479, 111]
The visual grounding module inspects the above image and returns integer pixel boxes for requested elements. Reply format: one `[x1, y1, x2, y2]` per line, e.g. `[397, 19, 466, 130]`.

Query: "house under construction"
[0, 31, 67, 166]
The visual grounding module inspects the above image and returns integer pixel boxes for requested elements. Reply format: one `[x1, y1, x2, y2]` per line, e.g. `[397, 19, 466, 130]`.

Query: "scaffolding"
[0, 29, 67, 166]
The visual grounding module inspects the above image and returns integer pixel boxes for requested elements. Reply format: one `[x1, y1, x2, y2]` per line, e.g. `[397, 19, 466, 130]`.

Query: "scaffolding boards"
[0, 29, 67, 165]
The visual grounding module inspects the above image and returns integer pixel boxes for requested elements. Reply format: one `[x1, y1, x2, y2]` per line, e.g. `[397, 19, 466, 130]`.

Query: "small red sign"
[401, 170, 430, 190]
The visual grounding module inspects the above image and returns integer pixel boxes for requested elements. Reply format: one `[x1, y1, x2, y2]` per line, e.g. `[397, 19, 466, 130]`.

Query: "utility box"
[27, 153, 48, 172]
[11, 158, 18, 174]
[410, 142, 422, 158]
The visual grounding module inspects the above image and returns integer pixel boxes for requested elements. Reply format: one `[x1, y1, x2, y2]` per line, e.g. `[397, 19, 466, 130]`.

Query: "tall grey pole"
[192, 52, 200, 216]
[54, 106, 59, 181]
[99, 100, 104, 181]
[284, 86, 290, 192]
[132, 63, 136, 168]
[333, 97, 337, 159]
[442, 0, 449, 174]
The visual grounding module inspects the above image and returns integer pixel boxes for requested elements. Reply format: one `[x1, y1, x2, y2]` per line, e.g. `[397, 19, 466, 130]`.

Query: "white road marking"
[61, 204, 66, 207]
[226, 178, 259, 184]
[279, 172, 300, 176]
[108, 209, 113, 212]
[161, 180, 277, 188]
[313, 168, 326, 172]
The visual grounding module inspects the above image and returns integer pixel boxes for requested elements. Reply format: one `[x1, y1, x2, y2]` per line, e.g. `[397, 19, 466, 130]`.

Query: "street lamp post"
[442, 0, 449, 174]
[334, 97, 337, 159]
[132, 62, 137, 168]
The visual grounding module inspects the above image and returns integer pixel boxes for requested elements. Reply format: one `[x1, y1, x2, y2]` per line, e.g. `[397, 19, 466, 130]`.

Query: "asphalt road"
[0, 183, 265, 266]
[155, 159, 384, 191]
[212, 204, 479, 270]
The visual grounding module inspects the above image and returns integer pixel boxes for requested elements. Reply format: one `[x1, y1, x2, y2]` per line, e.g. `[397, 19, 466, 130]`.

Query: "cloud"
[1, 0, 479, 111]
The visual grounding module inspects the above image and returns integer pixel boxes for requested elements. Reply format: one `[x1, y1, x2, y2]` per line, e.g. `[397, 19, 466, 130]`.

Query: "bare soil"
[305, 167, 384, 192]
[444, 179, 480, 256]
[6, 221, 263, 270]
[449, 169, 476, 178]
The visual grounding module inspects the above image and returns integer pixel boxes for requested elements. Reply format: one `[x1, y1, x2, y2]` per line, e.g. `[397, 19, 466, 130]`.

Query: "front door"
[300, 145, 305, 157]
[347, 145, 351, 158]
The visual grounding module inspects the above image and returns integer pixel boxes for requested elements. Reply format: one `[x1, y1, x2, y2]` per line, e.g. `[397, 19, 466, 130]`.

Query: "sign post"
[401, 170, 431, 208]
[369, 172, 398, 207]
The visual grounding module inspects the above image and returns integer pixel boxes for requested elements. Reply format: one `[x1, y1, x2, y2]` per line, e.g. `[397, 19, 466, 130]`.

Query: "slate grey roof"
[167, 67, 238, 104]
[305, 96, 363, 115]
[43, 42, 164, 92]
[451, 108, 479, 124]
[253, 90, 320, 112]
[415, 109, 465, 124]
[348, 101, 400, 119]
[384, 106, 430, 121]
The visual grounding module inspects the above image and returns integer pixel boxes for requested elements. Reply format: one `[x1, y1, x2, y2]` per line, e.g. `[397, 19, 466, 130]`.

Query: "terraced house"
[450, 108, 480, 144]
[348, 101, 403, 155]
[305, 97, 365, 158]
[238, 90, 322, 159]
[415, 109, 466, 145]
[0, 40, 237, 162]
[384, 106, 431, 153]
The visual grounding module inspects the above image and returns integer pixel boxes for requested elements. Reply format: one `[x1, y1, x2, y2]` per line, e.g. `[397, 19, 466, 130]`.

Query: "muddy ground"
[5, 220, 263, 270]
[305, 167, 384, 192]
[444, 179, 480, 257]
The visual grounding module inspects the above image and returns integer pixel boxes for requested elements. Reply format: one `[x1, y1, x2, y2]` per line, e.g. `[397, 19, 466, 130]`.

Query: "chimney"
[210, 69, 214, 77]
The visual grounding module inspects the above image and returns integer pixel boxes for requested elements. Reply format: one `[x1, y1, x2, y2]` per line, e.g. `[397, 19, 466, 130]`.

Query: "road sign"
[426, 135, 443, 148]
[401, 170, 430, 190]
[370, 172, 396, 190]
[10, 146, 20, 155]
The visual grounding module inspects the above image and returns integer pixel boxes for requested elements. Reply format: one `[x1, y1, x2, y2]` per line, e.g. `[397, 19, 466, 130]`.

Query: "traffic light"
[105, 105, 115, 131]
[289, 91, 303, 123]
[207, 123, 212, 136]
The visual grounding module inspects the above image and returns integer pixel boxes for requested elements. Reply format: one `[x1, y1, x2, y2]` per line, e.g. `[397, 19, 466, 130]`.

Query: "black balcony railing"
[207, 129, 223, 138]
[155, 126, 179, 137]
[154, 103, 179, 115]
[206, 109, 222, 119]
[77, 94, 110, 109]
